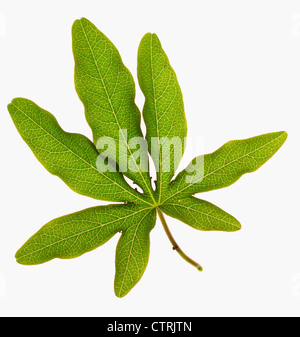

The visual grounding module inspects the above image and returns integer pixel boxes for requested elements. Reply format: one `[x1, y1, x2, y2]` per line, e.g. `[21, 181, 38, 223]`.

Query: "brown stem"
[157, 209, 203, 271]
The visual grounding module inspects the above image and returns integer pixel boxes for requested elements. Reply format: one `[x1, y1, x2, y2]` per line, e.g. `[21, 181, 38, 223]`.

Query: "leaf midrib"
[149, 34, 162, 204]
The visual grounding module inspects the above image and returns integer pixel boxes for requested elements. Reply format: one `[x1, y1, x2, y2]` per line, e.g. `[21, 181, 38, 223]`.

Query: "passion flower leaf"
[72, 18, 152, 197]
[137, 33, 187, 202]
[7, 98, 143, 204]
[8, 18, 287, 297]
[160, 196, 241, 232]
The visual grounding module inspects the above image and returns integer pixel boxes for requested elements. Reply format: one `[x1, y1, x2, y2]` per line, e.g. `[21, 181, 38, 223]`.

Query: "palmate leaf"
[8, 17, 287, 297]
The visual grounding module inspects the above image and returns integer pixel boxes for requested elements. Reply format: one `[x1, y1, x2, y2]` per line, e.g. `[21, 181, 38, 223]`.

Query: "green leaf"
[137, 33, 187, 202]
[15, 204, 152, 265]
[165, 131, 287, 202]
[160, 196, 241, 232]
[72, 18, 153, 198]
[7, 98, 144, 204]
[8, 18, 288, 297]
[114, 208, 156, 297]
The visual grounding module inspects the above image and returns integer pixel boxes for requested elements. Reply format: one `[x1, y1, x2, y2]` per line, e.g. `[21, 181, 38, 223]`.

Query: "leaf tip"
[15, 250, 25, 265]
[233, 220, 242, 232]
[140, 32, 160, 45]
[72, 17, 90, 31]
[7, 97, 18, 110]
[281, 131, 288, 141]
[8, 97, 28, 111]
[7, 102, 13, 113]
[7, 98, 20, 117]
[114, 287, 128, 299]
[273, 131, 288, 152]
[150, 33, 160, 45]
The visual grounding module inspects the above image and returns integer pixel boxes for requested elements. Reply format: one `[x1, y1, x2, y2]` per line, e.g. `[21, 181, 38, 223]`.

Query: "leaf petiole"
[157, 209, 203, 271]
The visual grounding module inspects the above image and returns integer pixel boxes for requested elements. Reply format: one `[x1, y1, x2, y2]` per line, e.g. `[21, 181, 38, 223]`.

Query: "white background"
[0, 0, 299, 317]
